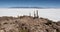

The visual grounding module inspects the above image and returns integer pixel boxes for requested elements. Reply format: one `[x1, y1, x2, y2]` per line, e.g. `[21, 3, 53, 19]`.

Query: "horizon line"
[0, 7, 60, 9]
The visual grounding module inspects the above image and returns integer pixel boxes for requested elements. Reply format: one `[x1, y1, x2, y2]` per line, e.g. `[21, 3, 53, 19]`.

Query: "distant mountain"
[9, 7, 46, 9]
[9, 7, 60, 9]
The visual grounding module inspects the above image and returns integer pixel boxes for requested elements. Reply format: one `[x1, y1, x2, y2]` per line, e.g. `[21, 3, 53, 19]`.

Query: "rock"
[0, 16, 60, 32]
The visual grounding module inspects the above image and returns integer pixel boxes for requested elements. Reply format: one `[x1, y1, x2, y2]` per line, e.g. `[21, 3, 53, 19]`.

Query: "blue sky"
[0, 0, 60, 8]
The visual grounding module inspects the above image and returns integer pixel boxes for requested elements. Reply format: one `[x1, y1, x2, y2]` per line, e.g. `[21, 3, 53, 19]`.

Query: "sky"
[0, 0, 60, 8]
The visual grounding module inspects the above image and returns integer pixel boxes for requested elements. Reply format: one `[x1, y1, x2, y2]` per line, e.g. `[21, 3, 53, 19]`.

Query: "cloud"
[0, 8, 60, 21]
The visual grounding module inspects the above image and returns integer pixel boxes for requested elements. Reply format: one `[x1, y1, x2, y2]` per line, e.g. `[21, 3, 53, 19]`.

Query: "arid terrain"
[0, 16, 60, 32]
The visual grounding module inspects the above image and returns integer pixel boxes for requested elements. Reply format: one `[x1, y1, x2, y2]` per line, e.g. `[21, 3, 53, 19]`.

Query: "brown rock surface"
[0, 16, 60, 32]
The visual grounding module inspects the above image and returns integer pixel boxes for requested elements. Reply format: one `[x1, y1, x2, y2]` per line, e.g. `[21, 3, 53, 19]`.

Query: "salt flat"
[0, 8, 60, 21]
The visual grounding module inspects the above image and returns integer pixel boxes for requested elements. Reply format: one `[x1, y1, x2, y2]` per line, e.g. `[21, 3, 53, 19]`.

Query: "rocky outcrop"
[0, 16, 60, 32]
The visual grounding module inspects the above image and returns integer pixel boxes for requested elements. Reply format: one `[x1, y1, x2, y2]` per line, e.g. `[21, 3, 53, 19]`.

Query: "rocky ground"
[0, 16, 60, 32]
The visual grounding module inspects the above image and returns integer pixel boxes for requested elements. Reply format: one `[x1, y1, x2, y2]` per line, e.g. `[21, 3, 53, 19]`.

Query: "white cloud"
[0, 8, 60, 21]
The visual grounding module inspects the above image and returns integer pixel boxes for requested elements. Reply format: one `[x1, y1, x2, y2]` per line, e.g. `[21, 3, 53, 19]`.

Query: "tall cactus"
[34, 11, 36, 17]
[36, 10, 39, 18]
[34, 10, 39, 18]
